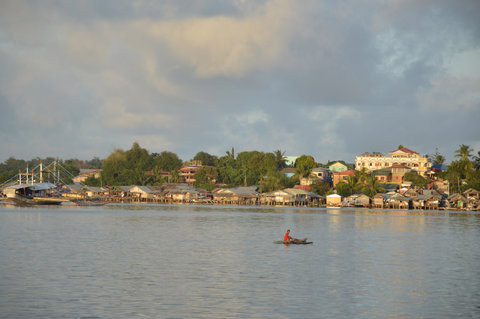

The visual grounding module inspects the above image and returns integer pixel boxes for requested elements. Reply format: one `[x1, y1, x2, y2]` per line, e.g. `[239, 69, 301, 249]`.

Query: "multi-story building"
[355, 147, 431, 177]
[179, 160, 203, 184]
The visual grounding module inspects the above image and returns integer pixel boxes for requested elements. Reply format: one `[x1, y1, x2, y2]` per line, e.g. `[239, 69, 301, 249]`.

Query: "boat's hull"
[71, 199, 106, 206]
[274, 239, 313, 245]
[3, 183, 67, 206]
[7, 194, 64, 206]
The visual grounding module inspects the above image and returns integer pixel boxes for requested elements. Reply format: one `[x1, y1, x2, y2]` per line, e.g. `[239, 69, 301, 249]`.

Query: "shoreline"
[1, 198, 478, 213]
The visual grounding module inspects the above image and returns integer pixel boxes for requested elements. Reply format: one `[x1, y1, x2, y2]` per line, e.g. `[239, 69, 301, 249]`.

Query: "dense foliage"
[100, 143, 183, 186]
[440, 146, 480, 193]
[1, 143, 480, 196]
[404, 171, 429, 188]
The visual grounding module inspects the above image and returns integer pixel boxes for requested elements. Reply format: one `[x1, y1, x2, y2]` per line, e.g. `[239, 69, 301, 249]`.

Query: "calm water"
[0, 204, 479, 319]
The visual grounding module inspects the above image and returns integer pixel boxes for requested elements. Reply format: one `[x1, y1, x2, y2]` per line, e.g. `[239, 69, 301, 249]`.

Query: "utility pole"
[54, 158, 57, 185]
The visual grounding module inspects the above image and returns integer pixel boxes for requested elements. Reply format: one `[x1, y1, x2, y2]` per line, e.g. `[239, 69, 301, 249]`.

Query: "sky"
[1, 0, 479, 164]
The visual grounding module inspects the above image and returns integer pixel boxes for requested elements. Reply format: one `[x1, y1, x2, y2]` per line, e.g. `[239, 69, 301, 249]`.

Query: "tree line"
[1, 143, 479, 196]
[96, 143, 300, 192]
[441, 144, 480, 193]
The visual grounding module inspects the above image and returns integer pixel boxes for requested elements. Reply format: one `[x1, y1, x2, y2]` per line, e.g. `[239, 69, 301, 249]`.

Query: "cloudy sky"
[1, 0, 479, 164]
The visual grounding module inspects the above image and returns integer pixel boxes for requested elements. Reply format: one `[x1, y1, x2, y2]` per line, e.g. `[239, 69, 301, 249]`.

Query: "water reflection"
[0, 205, 479, 318]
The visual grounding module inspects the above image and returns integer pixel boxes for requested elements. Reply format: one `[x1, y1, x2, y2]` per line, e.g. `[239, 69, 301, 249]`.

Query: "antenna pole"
[54, 158, 57, 184]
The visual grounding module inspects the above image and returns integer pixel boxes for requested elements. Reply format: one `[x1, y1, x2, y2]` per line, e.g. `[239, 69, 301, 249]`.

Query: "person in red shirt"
[284, 229, 294, 242]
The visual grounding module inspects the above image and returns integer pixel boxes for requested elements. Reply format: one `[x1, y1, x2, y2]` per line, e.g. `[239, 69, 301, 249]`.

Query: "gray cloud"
[0, 0, 479, 164]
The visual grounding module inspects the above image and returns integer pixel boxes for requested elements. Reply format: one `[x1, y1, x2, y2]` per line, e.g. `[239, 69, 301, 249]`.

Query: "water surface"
[1, 204, 479, 318]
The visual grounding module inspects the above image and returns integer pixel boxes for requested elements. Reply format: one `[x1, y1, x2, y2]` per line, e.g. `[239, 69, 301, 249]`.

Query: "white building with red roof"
[355, 147, 431, 176]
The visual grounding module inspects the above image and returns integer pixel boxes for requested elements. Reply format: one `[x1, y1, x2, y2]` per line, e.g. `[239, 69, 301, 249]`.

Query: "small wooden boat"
[273, 238, 313, 245]
[71, 198, 106, 206]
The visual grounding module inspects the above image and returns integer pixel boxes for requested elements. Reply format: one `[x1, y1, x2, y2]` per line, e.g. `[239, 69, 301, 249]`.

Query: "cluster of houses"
[73, 148, 436, 189]
[59, 147, 479, 211]
[63, 184, 323, 207]
[61, 183, 480, 211]
[347, 188, 479, 211]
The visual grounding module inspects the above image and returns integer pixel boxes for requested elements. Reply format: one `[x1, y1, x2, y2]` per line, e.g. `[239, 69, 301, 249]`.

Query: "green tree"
[83, 175, 101, 186]
[433, 148, 445, 165]
[101, 148, 128, 185]
[193, 152, 218, 166]
[194, 166, 218, 191]
[259, 171, 289, 192]
[0, 157, 27, 183]
[232, 151, 279, 186]
[465, 169, 480, 191]
[125, 142, 152, 171]
[345, 174, 359, 192]
[262, 152, 278, 175]
[404, 171, 430, 188]
[148, 166, 167, 186]
[101, 143, 155, 185]
[455, 144, 473, 162]
[88, 157, 102, 168]
[216, 154, 240, 186]
[170, 169, 181, 183]
[445, 160, 465, 193]
[226, 147, 235, 161]
[273, 150, 287, 170]
[452, 145, 473, 175]
[474, 151, 480, 170]
[335, 181, 352, 197]
[236, 151, 254, 186]
[152, 151, 183, 172]
[361, 175, 385, 197]
[295, 155, 316, 179]
[310, 179, 331, 196]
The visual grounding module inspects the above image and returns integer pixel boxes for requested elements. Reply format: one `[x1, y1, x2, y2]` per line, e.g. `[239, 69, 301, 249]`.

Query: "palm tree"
[445, 161, 463, 193]
[226, 147, 235, 160]
[455, 144, 473, 161]
[355, 168, 368, 184]
[345, 174, 358, 192]
[433, 148, 445, 165]
[474, 151, 480, 170]
[455, 144, 474, 173]
[274, 150, 287, 170]
[362, 175, 385, 197]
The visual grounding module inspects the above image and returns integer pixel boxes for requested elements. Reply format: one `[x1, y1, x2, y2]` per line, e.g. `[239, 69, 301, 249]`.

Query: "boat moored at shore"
[3, 183, 67, 205]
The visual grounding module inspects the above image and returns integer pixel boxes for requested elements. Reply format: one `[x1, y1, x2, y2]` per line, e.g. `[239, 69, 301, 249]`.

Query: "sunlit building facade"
[355, 147, 431, 177]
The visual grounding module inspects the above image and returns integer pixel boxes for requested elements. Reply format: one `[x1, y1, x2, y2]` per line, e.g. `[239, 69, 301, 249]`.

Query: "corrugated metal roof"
[5, 183, 56, 191]
[284, 188, 309, 195]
